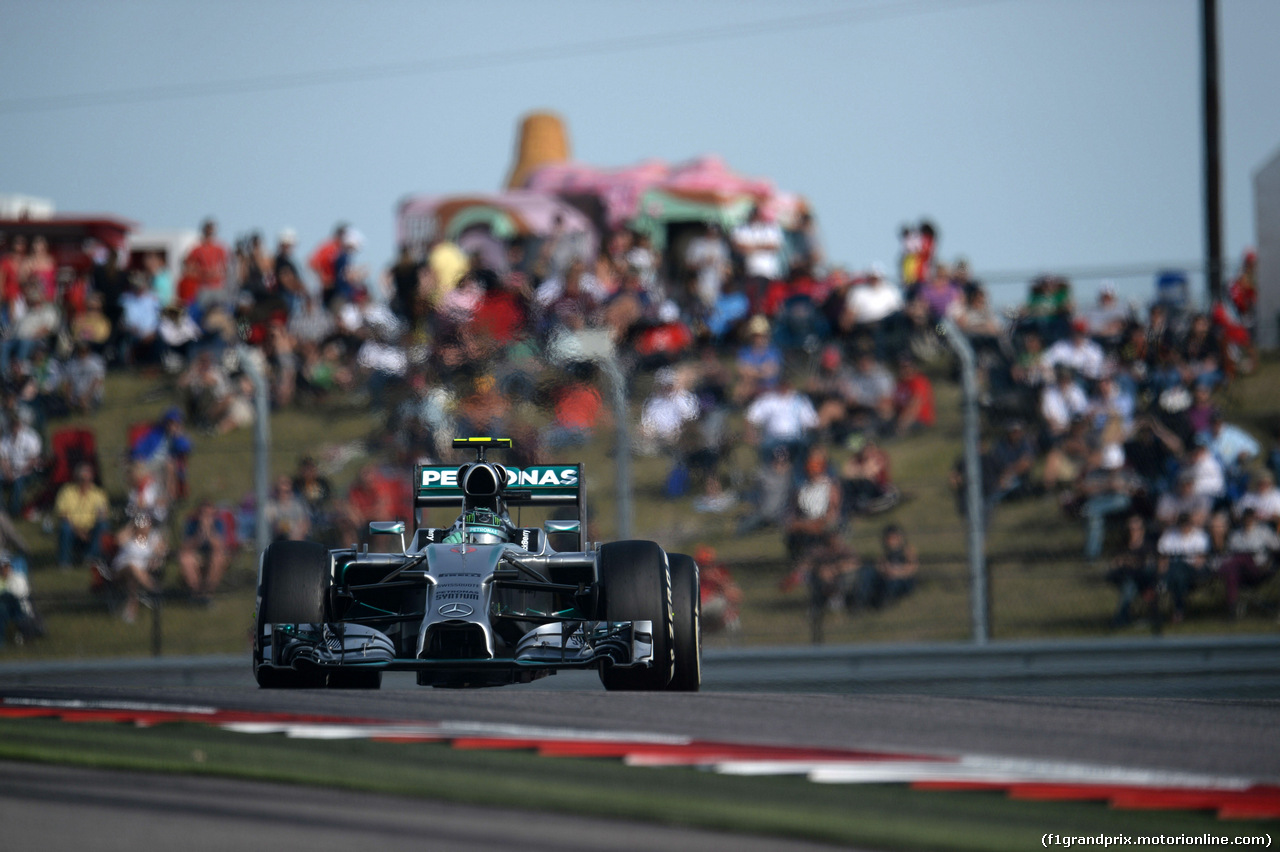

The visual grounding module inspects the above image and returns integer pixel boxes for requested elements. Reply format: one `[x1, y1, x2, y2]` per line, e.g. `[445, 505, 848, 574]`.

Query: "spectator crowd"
[0, 206, 1273, 642]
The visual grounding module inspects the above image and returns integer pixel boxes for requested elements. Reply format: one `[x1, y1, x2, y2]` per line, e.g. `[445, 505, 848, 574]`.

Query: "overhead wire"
[0, 0, 1009, 116]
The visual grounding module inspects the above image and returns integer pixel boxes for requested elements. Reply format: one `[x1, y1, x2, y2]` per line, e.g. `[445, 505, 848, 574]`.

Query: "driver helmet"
[442, 507, 510, 545]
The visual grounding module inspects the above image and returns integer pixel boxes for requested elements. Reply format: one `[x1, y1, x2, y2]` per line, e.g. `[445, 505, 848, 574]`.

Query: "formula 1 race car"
[252, 438, 700, 691]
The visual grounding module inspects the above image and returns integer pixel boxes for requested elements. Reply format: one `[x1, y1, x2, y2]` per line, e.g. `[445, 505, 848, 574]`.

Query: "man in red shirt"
[891, 357, 935, 436]
[184, 218, 228, 297]
[308, 223, 347, 306]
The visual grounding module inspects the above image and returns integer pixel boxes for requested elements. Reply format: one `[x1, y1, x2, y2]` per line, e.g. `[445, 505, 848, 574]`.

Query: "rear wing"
[414, 463, 587, 548]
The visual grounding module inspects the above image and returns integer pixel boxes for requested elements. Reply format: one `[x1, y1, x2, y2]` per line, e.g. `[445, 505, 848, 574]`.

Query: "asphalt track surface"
[3, 675, 1279, 850]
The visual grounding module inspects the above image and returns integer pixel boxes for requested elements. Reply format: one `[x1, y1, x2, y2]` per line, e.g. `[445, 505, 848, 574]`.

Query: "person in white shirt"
[745, 377, 818, 463]
[1235, 471, 1280, 524]
[844, 265, 905, 327]
[1185, 441, 1226, 500]
[732, 206, 784, 283]
[1157, 511, 1210, 623]
[0, 418, 41, 517]
[638, 368, 699, 454]
[1040, 367, 1089, 437]
[1043, 319, 1107, 381]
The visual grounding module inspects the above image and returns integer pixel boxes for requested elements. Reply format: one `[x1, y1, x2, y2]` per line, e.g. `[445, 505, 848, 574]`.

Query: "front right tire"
[596, 540, 674, 691]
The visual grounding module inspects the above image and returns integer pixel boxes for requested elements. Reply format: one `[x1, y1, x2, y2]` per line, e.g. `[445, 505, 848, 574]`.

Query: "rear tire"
[665, 553, 701, 692]
[255, 540, 331, 689]
[597, 540, 673, 691]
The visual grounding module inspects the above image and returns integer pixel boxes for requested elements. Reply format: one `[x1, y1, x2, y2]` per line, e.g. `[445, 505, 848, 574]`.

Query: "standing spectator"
[264, 475, 310, 542]
[125, 459, 168, 525]
[309, 222, 347, 307]
[839, 434, 899, 516]
[111, 512, 167, 623]
[0, 417, 40, 517]
[685, 222, 730, 312]
[274, 228, 306, 313]
[1155, 472, 1213, 530]
[184, 218, 229, 302]
[732, 205, 784, 310]
[144, 250, 175, 308]
[54, 463, 109, 569]
[177, 500, 229, 604]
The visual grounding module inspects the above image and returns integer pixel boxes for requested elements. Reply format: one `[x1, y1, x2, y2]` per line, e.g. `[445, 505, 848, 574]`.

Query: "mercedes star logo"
[438, 602, 474, 618]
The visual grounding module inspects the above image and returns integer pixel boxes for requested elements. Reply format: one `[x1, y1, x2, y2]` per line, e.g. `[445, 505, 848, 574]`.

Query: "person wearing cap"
[732, 314, 782, 404]
[112, 511, 167, 623]
[130, 407, 192, 503]
[841, 263, 905, 331]
[1042, 316, 1107, 381]
[745, 373, 818, 464]
[54, 463, 109, 569]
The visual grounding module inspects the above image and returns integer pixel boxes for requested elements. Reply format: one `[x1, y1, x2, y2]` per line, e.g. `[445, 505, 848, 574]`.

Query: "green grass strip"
[0, 718, 1273, 850]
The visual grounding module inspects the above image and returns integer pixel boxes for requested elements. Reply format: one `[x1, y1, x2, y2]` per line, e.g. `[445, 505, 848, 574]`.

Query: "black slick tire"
[255, 540, 330, 689]
[597, 540, 674, 691]
[665, 553, 701, 691]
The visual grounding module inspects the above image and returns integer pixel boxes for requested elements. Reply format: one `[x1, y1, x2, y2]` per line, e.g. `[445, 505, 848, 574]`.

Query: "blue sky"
[2, 0, 1278, 304]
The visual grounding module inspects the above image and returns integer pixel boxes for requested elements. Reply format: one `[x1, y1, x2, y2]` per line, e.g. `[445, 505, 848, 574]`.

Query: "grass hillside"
[5, 357, 1279, 662]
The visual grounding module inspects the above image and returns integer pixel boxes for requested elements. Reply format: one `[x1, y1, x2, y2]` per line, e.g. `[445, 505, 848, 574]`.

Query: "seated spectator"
[695, 544, 742, 635]
[1075, 455, 1144, 562]
[264, 475, 310, 542]
[0, 550, 41, 645]
[1184, 439, 1226, 503]
[845, 349, 896, 436]
[118, 272, 162, 365]
[732, 315, 783, 404]
[157, 303, 202, 371]
[854, 523, 919, 609]
[1155, 472, 1213, 530]
[795, 530, 859, 631]
[987, 420, 1037, 506]
[1041, 366, 1089, 439]
[1157, 511, 1210, 624]
[1206, 411, 1259, 499]
[125, 459, 168, 524]
[1043, 318, 1107, 381]
[785, 447, 842, 563]
[545, 365, 607, 450]
[177, 500, 229, 604]
[110, 512, 167, 624]
[1123, 416, 1184, 498]
[1218, 508, 1279, 618]
[70, 291, 112, 353]
[1106, 514, 1157, 627]
[130, 407, 192, 503]
[0, 416, 41, 517]
[64, 342, 106, 412]
[839, 433, 899, 515]
[54, 463, 108, 569]
[890, 357, 935, 436]
[339, 465, 405, 546]
[638, 367, 699, 456]
[1235, 470, 1280, 525]
[745, 375, 818, 463]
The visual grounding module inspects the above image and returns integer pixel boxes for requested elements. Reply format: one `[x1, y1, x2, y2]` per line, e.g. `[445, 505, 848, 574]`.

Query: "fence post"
[238, 347, 272, 556]
[938, 320, 989, 644]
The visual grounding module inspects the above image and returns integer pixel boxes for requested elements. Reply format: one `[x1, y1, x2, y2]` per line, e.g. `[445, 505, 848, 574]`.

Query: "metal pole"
[938, 319, 988, 644]
[601, 355, 633, 540]
[237, 347, 272, 555]
[1202, 0, 1223, 302]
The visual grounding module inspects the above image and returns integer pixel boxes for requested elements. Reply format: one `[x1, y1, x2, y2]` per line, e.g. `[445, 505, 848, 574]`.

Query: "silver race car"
[253, 438, 701, 691]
